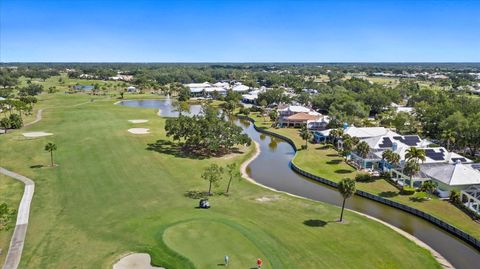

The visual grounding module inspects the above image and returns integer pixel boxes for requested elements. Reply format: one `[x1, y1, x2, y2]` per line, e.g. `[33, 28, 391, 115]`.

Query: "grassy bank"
[0, 174, 24, 265]
[0, 92, 441, 268]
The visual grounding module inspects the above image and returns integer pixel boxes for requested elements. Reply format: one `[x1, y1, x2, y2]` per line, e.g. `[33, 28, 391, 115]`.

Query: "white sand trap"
[113, 253, 164, 269]
[22, 132, 53, 138]
[128, 119, 149, 124]
[128, 128, 150, 134]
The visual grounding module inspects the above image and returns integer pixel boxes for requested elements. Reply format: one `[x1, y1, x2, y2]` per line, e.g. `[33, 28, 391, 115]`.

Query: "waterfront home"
[127, 86, 137, 93]
[281, 112, 322, 128]
[314, 126, 394, 143]
[420, 162, 480, 199]
[242, 91, 259, 104]
[318, 126, 480, 206]
[277, 105, 324, 128]
[461, 185, 480, 215]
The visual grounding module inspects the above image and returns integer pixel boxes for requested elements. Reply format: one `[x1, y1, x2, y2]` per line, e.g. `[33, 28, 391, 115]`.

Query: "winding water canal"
[120, 99, 479, 269]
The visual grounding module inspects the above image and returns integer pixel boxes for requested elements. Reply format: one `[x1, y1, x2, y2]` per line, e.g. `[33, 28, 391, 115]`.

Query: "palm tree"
[299, 125, 312, 149]
[403, 159, 419, 188]
[405, 147, 426, 187]
[405, 147, 426, 164]
[441, 130, 456, 151]
[44, 142, 57, 167]
[342, 138, 354, 158]
[389, 152, 401, 168]
[329, 128, 344, 148]
[355, 141, 370, 159]
[225, 163, 241, 193]
[338, 178, 356, 222]
[421, 181, 437, 199]
[382, 149, 393, 172]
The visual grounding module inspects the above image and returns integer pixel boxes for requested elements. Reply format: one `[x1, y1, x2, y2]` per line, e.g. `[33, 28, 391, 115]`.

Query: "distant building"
[232, 84, 250, 93]
[127, 86, 137, 93]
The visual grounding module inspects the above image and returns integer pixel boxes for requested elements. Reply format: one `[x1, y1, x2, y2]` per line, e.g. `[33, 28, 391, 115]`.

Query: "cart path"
[1, 168, 35, 269]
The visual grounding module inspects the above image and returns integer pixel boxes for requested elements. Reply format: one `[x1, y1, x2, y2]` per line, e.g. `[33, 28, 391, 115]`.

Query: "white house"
[232, 84, 250, 93]
[420, 162, 480, 198]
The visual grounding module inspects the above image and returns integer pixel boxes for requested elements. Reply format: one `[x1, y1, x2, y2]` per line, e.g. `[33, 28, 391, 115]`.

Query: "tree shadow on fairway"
[303, 219, 328, 227]
[30, 164, 44, 169]
[146, 139, 208, 160]
[379, 191, 399, 198]
[184, 190, 210, 199]
[326, 159, 342, 165]
[335, 169, 353, 174]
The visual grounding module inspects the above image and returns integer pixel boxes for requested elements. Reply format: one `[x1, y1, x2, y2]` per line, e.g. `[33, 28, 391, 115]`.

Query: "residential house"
[277, 105, 325, 128]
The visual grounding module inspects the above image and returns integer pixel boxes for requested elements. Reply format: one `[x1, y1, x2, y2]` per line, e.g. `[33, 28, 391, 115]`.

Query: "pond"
[119, 99, 480, 269]
[119, 99, 202, 117]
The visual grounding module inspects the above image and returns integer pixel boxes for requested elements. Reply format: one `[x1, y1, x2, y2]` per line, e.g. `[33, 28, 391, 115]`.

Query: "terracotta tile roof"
[285, 112, 321, 121]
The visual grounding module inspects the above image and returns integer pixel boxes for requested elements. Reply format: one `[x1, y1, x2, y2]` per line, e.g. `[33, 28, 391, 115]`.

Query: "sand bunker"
[22, 132, 53, 138]
[128, 128, 150, 134]
[128, 119, 149, 124]
[113, 253, 164, 269]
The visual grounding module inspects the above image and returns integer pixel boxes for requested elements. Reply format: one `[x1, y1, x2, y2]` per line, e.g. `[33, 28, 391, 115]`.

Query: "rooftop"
[421, 162, 480, 186]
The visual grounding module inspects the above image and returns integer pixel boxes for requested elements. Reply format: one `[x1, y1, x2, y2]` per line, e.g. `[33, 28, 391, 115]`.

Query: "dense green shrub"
[450, 189, 461, 205]
[239, 107, 251, 116]
[9, 114, 23, 129]
[0, 117, 11, 132]
[401, 186, 416, 195]
[355, 173, 372, 182]
[380, 171, 392, 179]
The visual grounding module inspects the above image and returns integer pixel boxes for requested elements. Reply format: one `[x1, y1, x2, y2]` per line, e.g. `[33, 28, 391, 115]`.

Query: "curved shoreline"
[240, 141, 453, 268]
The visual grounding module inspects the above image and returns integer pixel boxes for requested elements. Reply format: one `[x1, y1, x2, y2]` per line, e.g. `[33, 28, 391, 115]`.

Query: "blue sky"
[1, 0, 479, 62]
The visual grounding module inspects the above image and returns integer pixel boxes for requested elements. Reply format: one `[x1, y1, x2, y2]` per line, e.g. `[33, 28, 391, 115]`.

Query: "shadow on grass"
[315, 145, 333, 151]
[326, 159, 342, 165]
[303, 219, 328, 227]
[147, 140, 242, 159]
[184, 190, 210, 199]
[335, 169, 354, 174]
[147, 140, 208, 159]
[409, 196, 427, 202]
[379, 191, 399, 198]
[326, 153, 339, 157]
[30, 164, 44, 169]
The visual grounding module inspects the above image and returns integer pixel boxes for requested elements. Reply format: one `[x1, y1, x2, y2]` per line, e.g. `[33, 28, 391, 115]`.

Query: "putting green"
[163, 220, 271, 269]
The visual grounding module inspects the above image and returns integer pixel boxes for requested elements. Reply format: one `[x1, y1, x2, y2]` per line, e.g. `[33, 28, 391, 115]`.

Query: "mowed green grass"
[0, 93, 440, 268]
[0, 175, 24, 265]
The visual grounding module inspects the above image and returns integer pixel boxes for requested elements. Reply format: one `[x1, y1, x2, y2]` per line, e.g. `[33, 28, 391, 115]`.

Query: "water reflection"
[268, 137, 278, 151]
